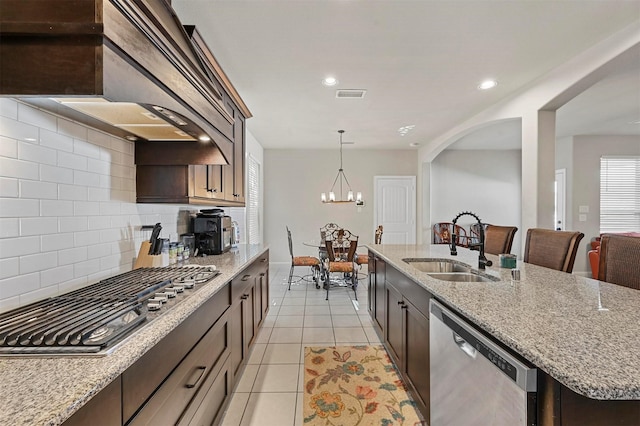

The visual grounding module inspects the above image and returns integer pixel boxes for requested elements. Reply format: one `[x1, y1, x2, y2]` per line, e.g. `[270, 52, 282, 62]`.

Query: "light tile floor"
[220, 263, 380, 426]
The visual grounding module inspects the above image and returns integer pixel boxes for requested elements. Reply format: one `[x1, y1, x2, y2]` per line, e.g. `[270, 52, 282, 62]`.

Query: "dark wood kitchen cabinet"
[230, 251, 269, 381]
[380, 263, 431, 420]
[367, 253, 386, 336]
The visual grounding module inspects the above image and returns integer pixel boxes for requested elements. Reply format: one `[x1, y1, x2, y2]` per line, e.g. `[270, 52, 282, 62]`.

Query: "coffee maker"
[192, 209, 232, 255]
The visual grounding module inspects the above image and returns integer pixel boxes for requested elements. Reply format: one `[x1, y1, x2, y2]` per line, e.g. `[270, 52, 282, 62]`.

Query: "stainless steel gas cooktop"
[0, 266, 219, 356]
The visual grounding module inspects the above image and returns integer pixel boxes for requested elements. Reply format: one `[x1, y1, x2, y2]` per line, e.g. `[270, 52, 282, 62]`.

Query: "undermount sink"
[403, 258, 499, 283]
[425, 272, 499, 283]
[403, 258, 471, 273]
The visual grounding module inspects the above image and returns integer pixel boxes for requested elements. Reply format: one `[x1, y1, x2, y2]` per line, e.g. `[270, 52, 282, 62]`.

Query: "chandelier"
[321, 130, 363, 204]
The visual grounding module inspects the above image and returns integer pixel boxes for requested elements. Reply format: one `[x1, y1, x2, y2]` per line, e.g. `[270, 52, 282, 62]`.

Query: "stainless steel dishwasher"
[430, 299, 537, 426]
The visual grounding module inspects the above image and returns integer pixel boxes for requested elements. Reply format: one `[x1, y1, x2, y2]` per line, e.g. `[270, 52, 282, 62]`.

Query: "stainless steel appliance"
[0, 266, 218, 356]
[193, 209, 232, 255]
[429, 299, 537, 425]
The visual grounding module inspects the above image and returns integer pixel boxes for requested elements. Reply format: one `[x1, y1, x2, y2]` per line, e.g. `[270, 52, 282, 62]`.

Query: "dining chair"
[433, 222, 468, 247]
[523, 228, 584, 273]
[287, 226, 321, 290]
[319, 222, 341, 242]
[323, 231, 358, 300]
[597, 234, 640, 290]
[354, 225, 384, 268]
[484, 225, 518, 255]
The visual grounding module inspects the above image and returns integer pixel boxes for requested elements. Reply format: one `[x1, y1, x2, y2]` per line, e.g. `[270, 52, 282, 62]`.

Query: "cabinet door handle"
[259, 273, 266, 277]
[260, 258, 267, 263]
[397, 301, 405, 306]
[185, 366, 207, 389]
[241, 274, 251, 281]
[241, 294, 249, 299]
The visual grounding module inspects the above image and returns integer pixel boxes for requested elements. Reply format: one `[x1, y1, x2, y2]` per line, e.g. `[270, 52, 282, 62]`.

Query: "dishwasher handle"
[453, 333, 477, 359]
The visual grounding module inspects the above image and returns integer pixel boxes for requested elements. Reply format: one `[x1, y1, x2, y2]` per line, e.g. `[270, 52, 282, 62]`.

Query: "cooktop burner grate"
[0, 266, 218, 355]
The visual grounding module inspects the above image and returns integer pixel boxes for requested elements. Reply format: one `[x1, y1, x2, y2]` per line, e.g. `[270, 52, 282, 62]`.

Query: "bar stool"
[484, 225, 518, 255]
[597, 234, 640, 290]
[523, 228, 584, 273]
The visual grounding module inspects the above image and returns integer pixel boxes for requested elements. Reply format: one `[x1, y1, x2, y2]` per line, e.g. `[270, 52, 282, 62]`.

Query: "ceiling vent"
[336, 89, 367, 99]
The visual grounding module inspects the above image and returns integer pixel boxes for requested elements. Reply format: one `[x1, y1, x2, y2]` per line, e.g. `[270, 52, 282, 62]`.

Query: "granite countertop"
[365, 244, 640, 401]
[0, 244, 268, 426]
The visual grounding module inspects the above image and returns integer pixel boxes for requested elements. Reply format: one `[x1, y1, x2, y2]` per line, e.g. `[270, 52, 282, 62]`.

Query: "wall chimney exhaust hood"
[0, 0, 249, 166]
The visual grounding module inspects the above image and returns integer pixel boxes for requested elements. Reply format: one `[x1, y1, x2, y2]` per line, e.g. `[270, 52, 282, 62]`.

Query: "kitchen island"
[0, 244, 268, 426]
[366, 244, 639, 424]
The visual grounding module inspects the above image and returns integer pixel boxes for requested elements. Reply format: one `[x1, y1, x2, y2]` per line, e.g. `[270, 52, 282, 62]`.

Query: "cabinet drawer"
[128, 310, 230, 425]
[123, 283, 230, 422]
[178, 354, 232, 426]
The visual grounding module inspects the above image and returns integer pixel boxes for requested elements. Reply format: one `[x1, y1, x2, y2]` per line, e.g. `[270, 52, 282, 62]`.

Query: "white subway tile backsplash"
[73, 201, 100, 216]
[40, 128, 73, 152]
[73, 139, 101, 159]
[19, 251, 58, 274]
[0, 98, 18, 120]
[57, 117, 88, 141]
[87, 158, 111, 176]
[20, 217, 59, 236]
[58, 151, 88, 171]
[18, 141, 57, 166]
[20, 180, 57, 199]
[88, 187, 110, 202]
[0, 136, 18, 158]
[88, 216, 112, 230]
[0, 236, 40, 258]
[87, 129, 113, 149]
[40, 264, 74, 287]
[0, 108, 200, 311]
[74, 230, 102, 247]
[0, 115, 39, 142]
[110, 138, 133, 155]
[0, 218, 20, 238]
[40, 200, 74, 217]
[59, 216, 88, 233]
[17, 103, 58, 132]
[59, 184, 88, 201]
[58, 276, 88, 294]
[73, 170, 101, 187]
[0, 177, 19, 197]
[41, 233, 75, 252]
[58, 246, 88, 266]
[0, 258, 19, 280]
[19, 285, 59, 306]
[40, 164, 74, 184]
[99, 201, 121, 216]
[73, 258, 100, 278]
[0, 157, 40, 180]
[0, 273, 40, 299]
[87, 242, 112, 260]
[0, 198, 39, 218]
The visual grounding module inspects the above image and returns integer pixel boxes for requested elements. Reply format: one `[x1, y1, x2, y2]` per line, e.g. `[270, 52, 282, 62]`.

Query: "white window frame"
[600, 156, 640, 233]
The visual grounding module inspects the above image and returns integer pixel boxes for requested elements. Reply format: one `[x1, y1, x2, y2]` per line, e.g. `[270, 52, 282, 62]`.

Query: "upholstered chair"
[433, 223, 468, 247]
[523, 228, 584, 273]
[484, 225, 518, 255]
[597, 234, 640, 290]
[287, 227, 320, 290]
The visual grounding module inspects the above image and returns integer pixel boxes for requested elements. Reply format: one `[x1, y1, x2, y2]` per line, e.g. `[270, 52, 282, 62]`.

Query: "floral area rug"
[303, 345, 426, 426]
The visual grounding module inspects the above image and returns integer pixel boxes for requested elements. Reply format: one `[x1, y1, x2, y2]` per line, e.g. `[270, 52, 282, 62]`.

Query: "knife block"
[134, 241, 167, 269]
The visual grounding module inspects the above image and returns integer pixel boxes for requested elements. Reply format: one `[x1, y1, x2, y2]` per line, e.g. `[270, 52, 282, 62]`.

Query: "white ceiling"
[172, 0, 640, 151]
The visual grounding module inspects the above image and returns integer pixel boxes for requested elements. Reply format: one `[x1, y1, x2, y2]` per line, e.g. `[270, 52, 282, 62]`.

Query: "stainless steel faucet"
[450, 211, 493, 270]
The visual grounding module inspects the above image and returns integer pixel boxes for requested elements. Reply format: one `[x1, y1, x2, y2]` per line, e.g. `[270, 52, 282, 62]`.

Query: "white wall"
[563, 135, 640, 275]
[264, 149, 418, 263]
[430, 149, 523, 256]
[0, 99, 218, 312]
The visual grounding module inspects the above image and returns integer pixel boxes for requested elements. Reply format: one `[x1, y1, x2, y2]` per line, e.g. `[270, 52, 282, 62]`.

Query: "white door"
[555, 169, 566, 231]
[374, 176, 416, 244]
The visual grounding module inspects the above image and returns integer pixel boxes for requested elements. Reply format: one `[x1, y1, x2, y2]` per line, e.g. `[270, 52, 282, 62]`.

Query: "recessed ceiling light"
[478, 79, 498, 90]
[322, 77, 338, 86]
[199, 135, 211, 142]
[629, 120, 640, 125]
[409, 142, 420, 147]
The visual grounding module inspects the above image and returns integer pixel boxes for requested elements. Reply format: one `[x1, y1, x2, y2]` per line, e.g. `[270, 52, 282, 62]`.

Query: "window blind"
[600, 156, 640, 233]
[247, 155, 261, 244]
